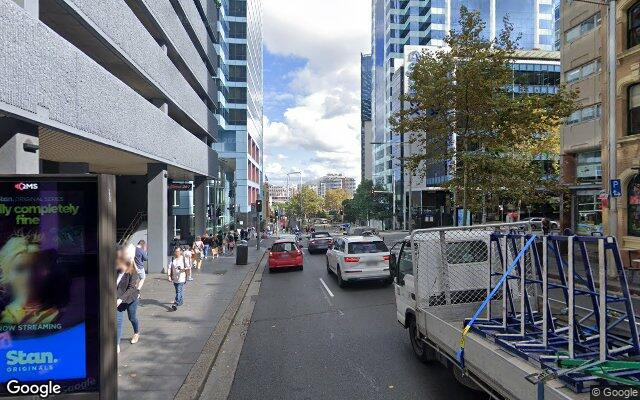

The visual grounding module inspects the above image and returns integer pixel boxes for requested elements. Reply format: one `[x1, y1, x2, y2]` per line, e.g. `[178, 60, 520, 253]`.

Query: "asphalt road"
[227, 247, 483, 400]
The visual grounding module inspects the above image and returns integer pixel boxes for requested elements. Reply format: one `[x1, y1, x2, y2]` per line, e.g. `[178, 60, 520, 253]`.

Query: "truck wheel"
[337, 266, 346, 288]
[409, 317, 434, 363]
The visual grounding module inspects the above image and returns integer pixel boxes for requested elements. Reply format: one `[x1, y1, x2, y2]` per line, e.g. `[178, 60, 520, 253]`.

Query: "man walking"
[134, 240, 148, 290]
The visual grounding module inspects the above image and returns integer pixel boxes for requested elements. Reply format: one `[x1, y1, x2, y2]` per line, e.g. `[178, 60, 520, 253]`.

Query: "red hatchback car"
[268, 240, 304, 272]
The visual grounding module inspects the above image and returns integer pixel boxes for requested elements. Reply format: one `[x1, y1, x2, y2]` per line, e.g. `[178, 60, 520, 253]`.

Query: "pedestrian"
[168, 247, 188, 311]
[116, 245, 141, 353]
[227, 231, 236, 255]
[183, 245, 194, 281]
[134, 240, 148, 290]
[193, 236, 204, 269]
[203, 233, 211, 259]
[541, 217, 551, 235]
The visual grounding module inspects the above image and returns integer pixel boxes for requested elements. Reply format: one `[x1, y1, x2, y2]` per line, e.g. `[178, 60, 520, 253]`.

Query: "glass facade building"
[361, 54, 373, 182]
[214, 0, 264, 224]
[371, 0, 557, 192]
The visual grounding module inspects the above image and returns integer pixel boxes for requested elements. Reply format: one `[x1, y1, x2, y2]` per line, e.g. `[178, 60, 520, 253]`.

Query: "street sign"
[610, 179, 622, 198]
[168, 183, 192, 191]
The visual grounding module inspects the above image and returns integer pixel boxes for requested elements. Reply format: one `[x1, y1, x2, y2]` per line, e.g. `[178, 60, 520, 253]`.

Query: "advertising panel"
[0, 177, 100, 396]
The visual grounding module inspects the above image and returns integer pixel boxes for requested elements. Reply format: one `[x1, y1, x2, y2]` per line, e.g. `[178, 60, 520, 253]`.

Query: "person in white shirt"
[183, 246, 194, 282]
[168, 247, 187, 311]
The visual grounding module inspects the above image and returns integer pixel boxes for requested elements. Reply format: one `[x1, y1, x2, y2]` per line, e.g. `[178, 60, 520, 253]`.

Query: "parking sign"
[611, 179, 622, 198]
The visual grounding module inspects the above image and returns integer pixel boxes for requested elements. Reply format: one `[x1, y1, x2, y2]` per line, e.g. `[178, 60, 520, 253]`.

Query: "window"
[348, 241, 389, 254]
[575, 190, 603, 235]
[629, 2, 640, 48]
[576, 151, 602, 184]
[565, 13, 601, 43]
[271, 242, 297, 252]
[445, 241, 488, 264]
[629, 175, 640, 236]
[566, 104, 602, 125]
[565, 59, 601, 83]
[628, 84, 640, 135]
[398, 242, 413, 276]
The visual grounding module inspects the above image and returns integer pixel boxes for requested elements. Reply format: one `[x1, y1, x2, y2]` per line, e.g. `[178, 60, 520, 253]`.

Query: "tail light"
[344, 256, 360, 263]
[383, 255, 391, 261]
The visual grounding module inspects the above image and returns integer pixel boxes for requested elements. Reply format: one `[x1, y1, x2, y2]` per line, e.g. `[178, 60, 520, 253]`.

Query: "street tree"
[389, 6, 577, 222]
[284, 186, 324, 221]
[324, 189, 351, 212]
[348, 180, 393, 223]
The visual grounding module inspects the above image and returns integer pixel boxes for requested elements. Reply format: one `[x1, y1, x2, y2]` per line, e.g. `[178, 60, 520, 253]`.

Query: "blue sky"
[261, 0, 371, 186]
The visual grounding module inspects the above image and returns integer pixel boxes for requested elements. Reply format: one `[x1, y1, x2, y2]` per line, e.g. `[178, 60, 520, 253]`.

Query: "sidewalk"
[117, 242, 266, 400]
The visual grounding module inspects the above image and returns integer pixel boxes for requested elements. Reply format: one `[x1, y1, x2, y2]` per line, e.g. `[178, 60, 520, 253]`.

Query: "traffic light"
[275, 209, 279, 218]
[256, 199, 263, 212]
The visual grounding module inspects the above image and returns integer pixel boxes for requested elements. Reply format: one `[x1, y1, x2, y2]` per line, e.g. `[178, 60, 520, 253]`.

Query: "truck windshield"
[348, 241, 388, 254]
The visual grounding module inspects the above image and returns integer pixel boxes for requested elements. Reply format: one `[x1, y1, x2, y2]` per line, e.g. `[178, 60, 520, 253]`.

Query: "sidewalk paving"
[117, 242, 266, 400]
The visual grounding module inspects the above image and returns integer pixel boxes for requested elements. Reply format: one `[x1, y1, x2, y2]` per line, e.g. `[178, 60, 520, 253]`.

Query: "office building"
[371, 0, 556, 197]
[559, 0, 640, 256]
[393, 46, 561, 228]
[213, 0, 264, 228]
[316, 174, 356, 197]
[361, 53, 373, 182]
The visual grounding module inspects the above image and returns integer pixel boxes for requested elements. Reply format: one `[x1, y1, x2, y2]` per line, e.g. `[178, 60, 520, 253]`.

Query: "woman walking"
[168, 247, 188, 311]
[116, 245, 141, 354]
[193, 236, 204, 269]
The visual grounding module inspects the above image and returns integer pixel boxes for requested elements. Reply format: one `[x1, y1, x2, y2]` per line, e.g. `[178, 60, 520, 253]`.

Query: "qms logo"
[14, 182, 38, 191]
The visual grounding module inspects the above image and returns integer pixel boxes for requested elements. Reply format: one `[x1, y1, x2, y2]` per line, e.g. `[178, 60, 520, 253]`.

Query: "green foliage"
[344, 180, 393, 223]
[389, 6, 577, 214]
[324, 189, 351, 212]
[284, 186, 324, 219]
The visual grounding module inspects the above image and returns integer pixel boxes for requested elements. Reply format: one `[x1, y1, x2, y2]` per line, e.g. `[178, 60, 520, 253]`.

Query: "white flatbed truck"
[391, 223, 589, 400]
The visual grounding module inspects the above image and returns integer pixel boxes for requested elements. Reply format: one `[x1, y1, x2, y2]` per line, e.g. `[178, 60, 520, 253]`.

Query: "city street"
[226, 248, 480, 400]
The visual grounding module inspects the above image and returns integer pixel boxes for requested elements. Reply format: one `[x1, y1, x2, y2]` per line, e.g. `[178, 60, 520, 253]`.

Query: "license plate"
[365, 260, 377, 266]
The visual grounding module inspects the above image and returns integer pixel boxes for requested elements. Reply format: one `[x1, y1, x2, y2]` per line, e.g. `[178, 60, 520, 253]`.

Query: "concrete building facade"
[0, 0, 257, 271]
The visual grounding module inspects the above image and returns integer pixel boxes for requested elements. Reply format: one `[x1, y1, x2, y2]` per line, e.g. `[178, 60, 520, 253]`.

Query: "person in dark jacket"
[116, 245, 140, 353]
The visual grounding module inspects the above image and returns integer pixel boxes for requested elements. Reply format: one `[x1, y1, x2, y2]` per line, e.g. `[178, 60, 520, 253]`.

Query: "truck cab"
[390, 238, 415, 327]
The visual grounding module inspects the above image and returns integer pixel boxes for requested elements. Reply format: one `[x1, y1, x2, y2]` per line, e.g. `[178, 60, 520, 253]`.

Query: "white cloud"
[262, 0, 370, 185]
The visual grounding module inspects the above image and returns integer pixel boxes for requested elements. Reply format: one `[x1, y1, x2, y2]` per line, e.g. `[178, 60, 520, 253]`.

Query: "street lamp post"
[287, 171, 303, 228]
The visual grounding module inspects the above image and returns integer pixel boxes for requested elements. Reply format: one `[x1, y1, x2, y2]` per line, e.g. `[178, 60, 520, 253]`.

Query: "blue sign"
[611, 179, 622, 198]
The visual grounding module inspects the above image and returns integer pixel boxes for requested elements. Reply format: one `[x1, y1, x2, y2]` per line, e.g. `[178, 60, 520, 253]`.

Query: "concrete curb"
[174, 250, 267, 400]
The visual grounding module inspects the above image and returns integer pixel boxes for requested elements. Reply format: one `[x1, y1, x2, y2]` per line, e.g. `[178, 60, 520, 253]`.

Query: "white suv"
[326, 235, 392, 287]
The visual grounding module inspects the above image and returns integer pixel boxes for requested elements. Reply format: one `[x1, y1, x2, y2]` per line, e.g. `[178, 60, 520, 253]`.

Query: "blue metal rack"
[466, 233, 640, 393]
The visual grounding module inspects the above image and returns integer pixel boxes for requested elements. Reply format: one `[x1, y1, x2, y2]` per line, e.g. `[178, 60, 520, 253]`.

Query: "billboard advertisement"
[0, 177, 101, 395]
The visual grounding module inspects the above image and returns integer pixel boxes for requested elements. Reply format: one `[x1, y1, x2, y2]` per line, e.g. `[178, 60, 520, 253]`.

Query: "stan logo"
[14, 182, 38, 191]
[6, 350, 58, 366]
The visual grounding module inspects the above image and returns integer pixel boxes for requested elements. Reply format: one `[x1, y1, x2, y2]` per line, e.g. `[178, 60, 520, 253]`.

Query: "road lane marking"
[319, 278, 334, 297]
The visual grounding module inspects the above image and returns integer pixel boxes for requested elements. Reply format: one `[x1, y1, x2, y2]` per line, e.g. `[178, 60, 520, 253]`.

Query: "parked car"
[326, 235, 392, 287]
[308, 231, 333, 254]
[268, 239, 304, 272]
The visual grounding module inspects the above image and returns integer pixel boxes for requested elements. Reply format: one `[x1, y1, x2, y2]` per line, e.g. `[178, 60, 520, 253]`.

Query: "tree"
[348, 180, 393, 223]
[324, 189, 351, 212]
[283, 186, 324, 221]
[342, 199, 357, 223]
[389, 7, 577, 222]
